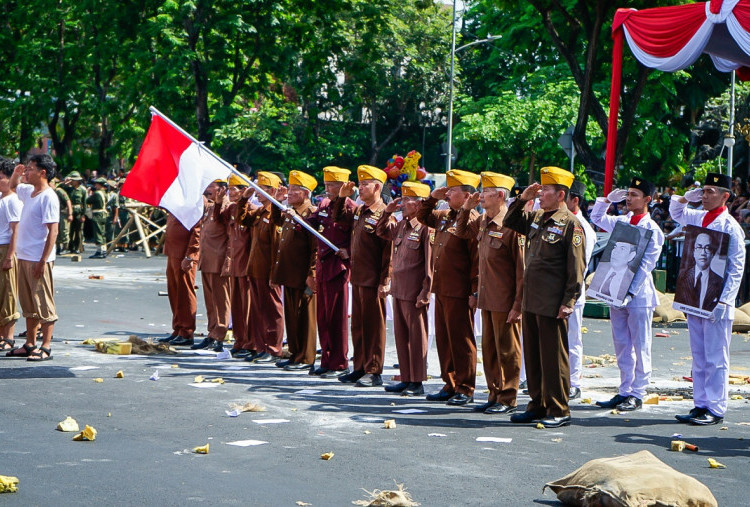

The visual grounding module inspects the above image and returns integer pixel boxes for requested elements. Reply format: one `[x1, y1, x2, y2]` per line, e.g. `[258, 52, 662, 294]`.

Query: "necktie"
[601, 271, 616, 296]
[695, 272, 702, 305]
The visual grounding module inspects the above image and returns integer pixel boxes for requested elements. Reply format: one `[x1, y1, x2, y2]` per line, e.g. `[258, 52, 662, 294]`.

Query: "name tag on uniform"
[353, 215, 359, 221]
[548, 226, 563, 235]
[318, 211, 328, 217]
[531, 222, 539, 229]
[488, 231, 503, 239]
[263, 218, 270, 223]
[407, 232, 420, 241]
[365, 217, 378, 226]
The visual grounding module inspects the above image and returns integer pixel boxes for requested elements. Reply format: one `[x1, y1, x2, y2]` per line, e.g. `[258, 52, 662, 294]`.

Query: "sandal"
[6, 343, 35, 357]
[27, 346, 53, 362]
[0, 338, 15, 352]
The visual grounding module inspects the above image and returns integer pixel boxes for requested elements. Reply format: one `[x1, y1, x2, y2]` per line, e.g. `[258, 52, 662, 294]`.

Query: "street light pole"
[445, 0, 457, 172]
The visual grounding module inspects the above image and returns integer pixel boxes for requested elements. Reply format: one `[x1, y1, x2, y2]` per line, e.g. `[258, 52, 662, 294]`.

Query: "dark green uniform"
[55, 187, 71, 251]
[86, 189, 108, 247]
[68, 185, 87, 253]
[106, 190, 118, 245]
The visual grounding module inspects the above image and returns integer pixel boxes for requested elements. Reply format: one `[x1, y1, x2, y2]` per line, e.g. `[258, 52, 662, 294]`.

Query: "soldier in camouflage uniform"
[65, 171, 87, 253]
[51, 177, 72, 255]
[87, 177, 109, 258]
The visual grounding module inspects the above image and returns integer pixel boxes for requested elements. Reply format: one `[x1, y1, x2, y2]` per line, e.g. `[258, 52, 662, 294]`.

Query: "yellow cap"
[540, 166, 574, 188]
[480, 172, 515, 191]
[212, 178, 227, 184]
[257, 171, 281, 189]
[446, 169, 480, 189]
[323, 166, 351, 182]
[401, 181, 431, 198]
[357, 165, 387, 184]
[289, 170, 317, 191]
[228, 173, 248, 187]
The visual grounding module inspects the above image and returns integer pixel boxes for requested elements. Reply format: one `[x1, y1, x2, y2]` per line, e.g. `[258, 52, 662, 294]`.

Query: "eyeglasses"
[694, 245, 715, 252]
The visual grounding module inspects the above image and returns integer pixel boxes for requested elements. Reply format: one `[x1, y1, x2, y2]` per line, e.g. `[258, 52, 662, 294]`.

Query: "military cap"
[401, 181, 431, 198]
[67, 171, 83, 181]
[445, 169, 480, 189]
[705, 172, 732, 190]
[92, 177, 107, 185]
[480, 172, 514, 191]
[323, 166, 351, 182]
[629, 177, 655, 198]
[289, 170, 318, 191]
[357, 165, 387, 184]
[228, 173, 248, 187]
[570, 179, 587, 197]
[257, 171, 281, 189]
[540, 166, 574, 188]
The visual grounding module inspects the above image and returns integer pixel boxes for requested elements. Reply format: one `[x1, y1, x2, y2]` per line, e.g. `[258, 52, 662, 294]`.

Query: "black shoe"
[616, 396, 642, 412]
[595, 394, 628, 409]
[275, 359, 292, 368]
[159, 334, 178, 343]
[569, 387, 581, 399]
[519, 380, 528, 394]
[285, 362, 312, 371]
[88, 252, 106, 259]
[539, 415, 571, 428]
[253, 352, 276, 363]
[170, 336, 194, 347]
[485, 403, 517, 415]
[356, 373, 383, 387]
[473, 401, 494, 412]
[426, 388, 455, 402]
[320, 369, 348, 378]
[310, 366, 329, 376]
[244, 351, 261, 362]
[510, 410, 545, 424]
[231, 348, 252, 358]
[675, 407, 706, 423]
[447, 393, 473, 406]
[690, 410, 723, 426]
[212, 340, 224, 353]
[384, 382, 410, 393]
[338, 370, 365, 383]
[402, 382, 424, 396]
[190, 338, 216, 350]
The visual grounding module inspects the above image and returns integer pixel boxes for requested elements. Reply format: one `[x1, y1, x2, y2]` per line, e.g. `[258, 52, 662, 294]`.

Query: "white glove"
[683, 188, 703, 202]
[617, 294, 633, 308]
[710, 302, 727, 323]
[606, 188, 627, 203]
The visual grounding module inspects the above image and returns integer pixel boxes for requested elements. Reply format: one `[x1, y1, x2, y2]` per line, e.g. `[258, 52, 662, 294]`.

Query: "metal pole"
[148, 106, 339, 252]
[727, 70, 736, 177]
[445, 0, 457, 172]
[570, 144, 575, 174]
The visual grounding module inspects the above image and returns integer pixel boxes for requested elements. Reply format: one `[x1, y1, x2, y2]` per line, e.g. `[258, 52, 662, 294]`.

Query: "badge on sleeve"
[573, 233, 582, 247]
[518, 235, 525, 247]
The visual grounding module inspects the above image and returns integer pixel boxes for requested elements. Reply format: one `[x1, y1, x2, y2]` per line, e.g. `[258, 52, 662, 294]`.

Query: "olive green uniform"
[86, 189, 108, 247]
[55, 187, 71, 251]
[68, 185, 87, 253]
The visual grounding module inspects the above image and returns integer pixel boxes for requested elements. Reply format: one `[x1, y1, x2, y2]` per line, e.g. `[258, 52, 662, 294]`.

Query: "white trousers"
[687, 314, 732, 417]
[519, 330, 526, 383]
[609, 306, 654, 399]
[568, 302, 585, 388]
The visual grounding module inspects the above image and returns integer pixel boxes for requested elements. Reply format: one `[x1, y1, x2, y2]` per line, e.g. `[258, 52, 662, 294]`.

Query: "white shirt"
[16, 184, 59, 262]
[694, 267, 710, 308]
[0, 192, 23, 244]
[574, 209, 596, 306]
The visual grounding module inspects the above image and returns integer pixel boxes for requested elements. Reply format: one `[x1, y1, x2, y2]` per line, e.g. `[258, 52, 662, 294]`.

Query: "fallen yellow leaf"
[93, 378, 103, 383]
[384, 419, 397, 429]
[193, 375, 204, 383]
[707, 458, 726, 469]
[211, 378, 225, 384]
[115, 370, 124, 378]
[0, 475, 19, 493]
[535, 423, 545, 429]
[321, 452, 334, 460]
[73, 425, 97, 441]
[193, 443, 209, 454]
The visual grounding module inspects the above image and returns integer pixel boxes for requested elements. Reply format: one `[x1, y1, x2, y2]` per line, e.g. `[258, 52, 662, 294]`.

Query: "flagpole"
[148, 106, 340, 253]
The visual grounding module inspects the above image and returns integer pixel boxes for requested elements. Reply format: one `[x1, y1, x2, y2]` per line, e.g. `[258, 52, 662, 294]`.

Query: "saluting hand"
[276, 185, 288, 201]
[384, 197, 401, 214]
[464, 192, 480, 210]
[339, 181, 356, 198]
[430, 187, 448, 201]
[215, 186, 227, 201]
[241, 187, 256, 199]
[556, 305, 573, 319]
[520, 183, 541, 201]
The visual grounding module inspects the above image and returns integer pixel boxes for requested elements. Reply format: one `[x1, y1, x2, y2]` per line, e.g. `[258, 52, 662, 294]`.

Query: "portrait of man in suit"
[588, 223, 642, 304]
[676, 231, 725, 311]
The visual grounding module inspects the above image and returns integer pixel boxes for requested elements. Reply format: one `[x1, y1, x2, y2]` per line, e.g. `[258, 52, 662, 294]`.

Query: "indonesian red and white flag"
[121, 113, 231, 229]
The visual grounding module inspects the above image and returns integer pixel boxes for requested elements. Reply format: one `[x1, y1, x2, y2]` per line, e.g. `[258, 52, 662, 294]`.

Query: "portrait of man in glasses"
[676, 228, 727, 311]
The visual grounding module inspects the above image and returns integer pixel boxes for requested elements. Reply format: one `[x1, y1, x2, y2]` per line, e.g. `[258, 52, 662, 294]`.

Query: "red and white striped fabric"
[121, 114, 230, 229]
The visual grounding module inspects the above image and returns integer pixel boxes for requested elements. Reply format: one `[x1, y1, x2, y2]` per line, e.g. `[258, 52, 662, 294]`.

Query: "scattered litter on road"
[115, 371, 124, 378]
[229, 402, 265, 413]
[225, 410, 241, 417]
[321, 452, 334, 460]
[88, 275, 104, 280]
[581, 326, 588, 334]
[659, 396, 683, 401]
[70, 366, 99, 371]
[738, 422, 750, 426]
[171, 364, 179, 368]
[707, 458, 725, 469]
[0, 475, 19, 493]
[610, 409, 620, 415]
[226, 440, 268, 447]
[584, 354, 617, 366]
[580, 398, 592, 404]
[671, 440, 699, 452]
[189, 383, 219, 389]
[158, 291, 168, 296]
[476, 437, 511, 443]
[56, 416, 79, 432]
[655, 332, 670, 337]
[393, 409, 426, 414]
[352, 483, 419, 507]
[149, 370, 159, 381]
[644, 394, 659, 405]
[535, 423, 545, 429]
[428, 433, 446, 437]
[720, 426, 728, 431]
[252, 419, 289, 424]
[194, 375, 205, 383]
[216, 349, 231, 360]
[93, 378, 104, 383]
[73, 425, 97, 441]
[731, 395, 744, 400]
[364, 430, 371, 435]
[672, 433, 682, 439]
[552, 438, 562, 443]
[383, 419, 397, 429]
[211, 378, 225, 384]
[296, 502, 312, 506]
[193, 443, 209, 454]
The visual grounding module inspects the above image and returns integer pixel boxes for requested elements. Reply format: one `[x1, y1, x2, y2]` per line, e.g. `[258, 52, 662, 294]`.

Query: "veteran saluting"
[503, 167, 586, 428]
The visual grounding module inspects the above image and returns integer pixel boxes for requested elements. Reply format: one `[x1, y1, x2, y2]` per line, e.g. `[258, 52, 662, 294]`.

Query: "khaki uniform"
[227, 201, 253, 351]
[376, 213, 432, 382]
[86, 189, 108, 246]
[333, 198, 391, 374]
[164, 214, 201, 339]
[503, 200, 585, 417]
[271, 201, 318, 365]
[55, 187, 70, 250]
[455, 207, 524, 406]
[417, 198, 479, 396]
[68, 185, 87, 252]
[198, 197, 232, 341]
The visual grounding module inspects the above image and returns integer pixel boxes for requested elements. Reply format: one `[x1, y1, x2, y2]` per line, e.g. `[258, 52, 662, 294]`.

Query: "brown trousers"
[481, 310, 522, 405]
[201, 272, 231, 340]
[249, 277, 284, 356]
[434, 295, 476, 396]
[317, 272, 349, 371]
[522, 311, 570, 417]
[284, 286, 317, 365]
[0, 245, 19, 326]
[351, 284, 386, 374]
[166, 256, 196, 338]
[392, 298, 428, 382]
[230, 275, 252, 350]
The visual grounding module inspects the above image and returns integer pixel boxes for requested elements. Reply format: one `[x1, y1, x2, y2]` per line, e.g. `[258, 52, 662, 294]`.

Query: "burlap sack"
[544, 450, 717, 507]
[732, 307, 750, 332]
[653, 292, 686, 323]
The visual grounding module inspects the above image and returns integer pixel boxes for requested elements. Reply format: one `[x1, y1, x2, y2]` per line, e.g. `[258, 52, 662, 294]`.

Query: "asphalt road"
[1, 251, 749, 506]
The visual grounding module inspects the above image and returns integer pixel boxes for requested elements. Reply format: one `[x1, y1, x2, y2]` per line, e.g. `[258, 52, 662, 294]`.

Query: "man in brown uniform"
[417, 169, 480, 406]
[305, 167, 355, 378]
[455, 172, 524, 415]
[376, 181, 433, 396]
[240, 172, 284, 363]
[333, 165, 392, 387]
[159, 211, 201, 346]
[192, 179, 232, 352]
[503, 167, 586, 428]
[272, 170, 318, 370]
[226, 173, 254, 358]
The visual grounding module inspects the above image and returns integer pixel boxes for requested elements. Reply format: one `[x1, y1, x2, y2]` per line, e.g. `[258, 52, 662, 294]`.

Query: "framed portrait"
[673, 225, 729, 318]
[587, 221, 653, 306]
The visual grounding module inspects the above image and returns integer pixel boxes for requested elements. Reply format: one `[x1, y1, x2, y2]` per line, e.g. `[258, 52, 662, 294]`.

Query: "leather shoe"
[212, 340, 224, 352]
[616, 396, 642, 412]
[254, 352, 277, 363]
[170, 336, 194, 347]
[321, 369, 348, 378]
[485, 403, 517, 415]
[690, 410, 723, 426]
[384, 382, 410, 393]
[190, 337, 215, 350]
[473, 401, 494, 412]
[243, 351, 260, 362]
[230, 348, 252, 358]
[310, 366, 329, 376]
[595, 394, 627, 409]
[675, 407, 705, 423]
[426, 388, 455, 402]
[446, 393, 473, 406]
[539, 415, 571, 428]
[569, 387, 581, 399]
[402, 382, 424, 396]
[275, 359, 292, 368]
[338, 370, 365, 383]
[159, 334, 178, 343]
[285, 362, 312, 371]
[510, 410, 545, 424]
[356, 373, 383, 387]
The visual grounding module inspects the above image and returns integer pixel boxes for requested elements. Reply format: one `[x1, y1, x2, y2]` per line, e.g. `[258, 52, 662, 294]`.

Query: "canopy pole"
[727, 70, 736, 177]
[604, 26, 624, 194]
